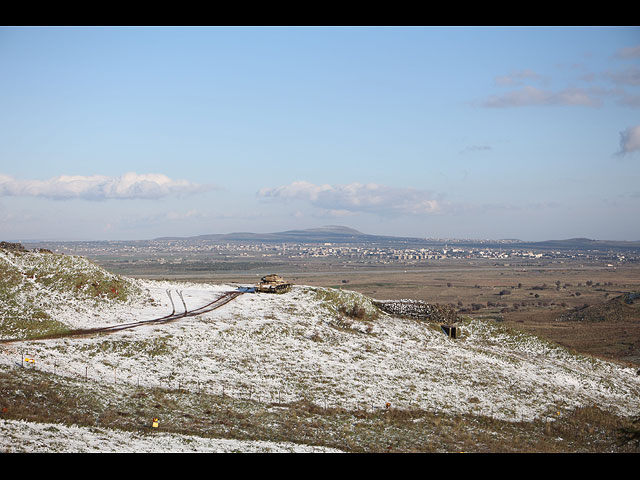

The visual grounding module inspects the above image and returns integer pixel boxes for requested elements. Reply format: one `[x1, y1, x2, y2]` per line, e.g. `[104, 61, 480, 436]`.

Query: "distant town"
[23, 236, 639, 274]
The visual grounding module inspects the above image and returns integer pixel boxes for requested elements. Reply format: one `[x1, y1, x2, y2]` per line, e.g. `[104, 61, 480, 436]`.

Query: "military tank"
[256, 274, 292, 294]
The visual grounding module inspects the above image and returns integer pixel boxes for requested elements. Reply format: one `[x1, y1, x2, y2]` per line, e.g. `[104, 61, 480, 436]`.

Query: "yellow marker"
[24, 357, 35, 364]
[152, 418, 159, 428]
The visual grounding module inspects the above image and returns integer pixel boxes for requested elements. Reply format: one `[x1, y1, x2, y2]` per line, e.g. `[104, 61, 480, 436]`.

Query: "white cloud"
[615, 45, 640, 59]
[460, 145, 492, 154]
[258, 180, 334, 202]
[258, 181, 443, 216]
[605, 65, 640, 87]
[494, 69, 542, 87]
[0, 172, 214, 200]
[618, 125, 640, 155]
[482, 86, 601, 108]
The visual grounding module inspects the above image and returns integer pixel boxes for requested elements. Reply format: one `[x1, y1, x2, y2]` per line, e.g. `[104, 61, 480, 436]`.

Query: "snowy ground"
[2, 250, 640, 451]
[0, 418, 342, 453]
[2, 279, 639, 423]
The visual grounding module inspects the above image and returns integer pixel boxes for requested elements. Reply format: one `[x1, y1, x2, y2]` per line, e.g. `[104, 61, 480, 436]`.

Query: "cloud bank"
[258, 180, 443, 216]
[0, 172, 214, 200]
[482, 45, 640, 110]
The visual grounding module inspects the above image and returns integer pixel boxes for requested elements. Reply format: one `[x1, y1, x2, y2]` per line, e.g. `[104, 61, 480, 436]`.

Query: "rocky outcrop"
[0, 242, 53, 254]
[556, 292, 640, 322]
[624, 292, 640, 305]
[0, 241, 27, 252]
[373, 299, 459, 324]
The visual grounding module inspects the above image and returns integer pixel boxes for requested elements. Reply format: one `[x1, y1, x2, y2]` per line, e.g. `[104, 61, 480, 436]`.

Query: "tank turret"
[257, 274, 292, 293]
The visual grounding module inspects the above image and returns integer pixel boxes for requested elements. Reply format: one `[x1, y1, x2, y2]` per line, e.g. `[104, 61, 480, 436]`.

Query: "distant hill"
[302, 225, 364, 235]
[511, 238, 640, 252]
[156, 225, 419, 245]
[154, 226, 640, 251]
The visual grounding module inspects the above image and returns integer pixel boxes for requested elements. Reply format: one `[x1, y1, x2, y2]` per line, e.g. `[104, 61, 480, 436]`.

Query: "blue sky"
[1, 26, 639, 241]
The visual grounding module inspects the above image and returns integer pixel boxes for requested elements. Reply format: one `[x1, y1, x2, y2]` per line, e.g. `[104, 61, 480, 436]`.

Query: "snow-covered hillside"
[1, 249, 639, 451]
[0, 418, 342, 453]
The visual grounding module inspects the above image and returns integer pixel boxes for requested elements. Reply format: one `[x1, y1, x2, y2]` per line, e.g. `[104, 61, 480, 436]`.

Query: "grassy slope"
[0, 249, 148, 340]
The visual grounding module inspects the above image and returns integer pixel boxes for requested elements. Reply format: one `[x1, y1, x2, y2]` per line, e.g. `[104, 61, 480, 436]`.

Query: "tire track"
[0, 289, 245, 344]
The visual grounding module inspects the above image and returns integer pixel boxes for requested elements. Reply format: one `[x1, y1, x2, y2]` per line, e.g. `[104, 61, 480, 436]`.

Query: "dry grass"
[1, 365, 638, 453]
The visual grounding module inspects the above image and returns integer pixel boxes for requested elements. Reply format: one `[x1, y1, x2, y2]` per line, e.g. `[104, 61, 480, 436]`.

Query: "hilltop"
[0, 245, 156, 339]
[155, 225, 384, 244]
[1, 248, 639, 452]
